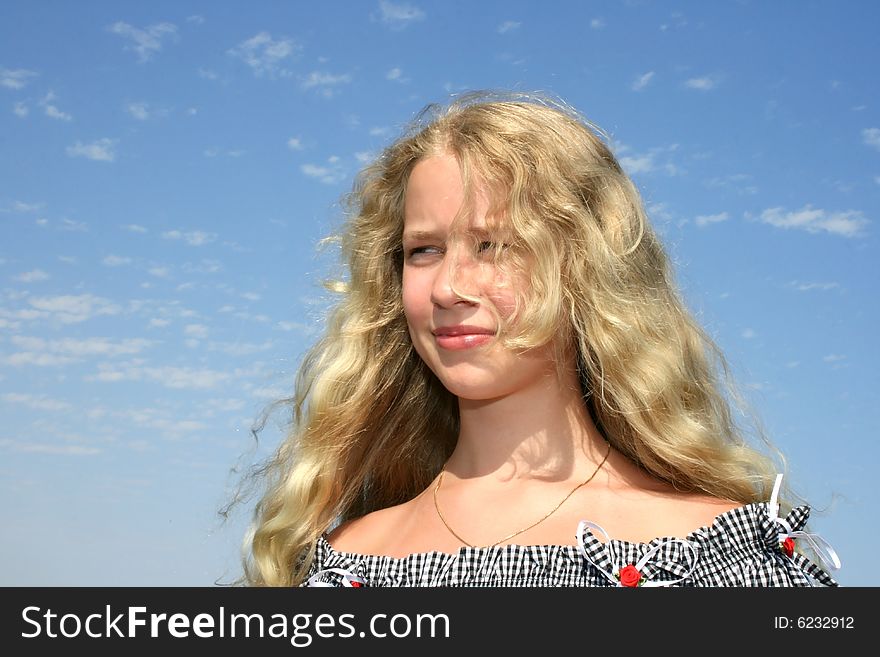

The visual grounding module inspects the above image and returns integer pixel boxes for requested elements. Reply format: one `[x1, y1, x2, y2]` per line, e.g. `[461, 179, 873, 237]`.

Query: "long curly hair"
[239, 91, 783, 586]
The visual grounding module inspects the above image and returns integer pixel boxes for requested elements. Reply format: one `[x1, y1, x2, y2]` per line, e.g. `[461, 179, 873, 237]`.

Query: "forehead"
[403, 153, 500, 238]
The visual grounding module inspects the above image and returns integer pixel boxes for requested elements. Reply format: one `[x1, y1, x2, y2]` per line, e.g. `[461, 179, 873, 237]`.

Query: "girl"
[241, 91, 839, 587]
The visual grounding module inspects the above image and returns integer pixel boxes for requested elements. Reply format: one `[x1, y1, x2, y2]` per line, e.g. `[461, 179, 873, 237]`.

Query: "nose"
[430, 248, 477, 308]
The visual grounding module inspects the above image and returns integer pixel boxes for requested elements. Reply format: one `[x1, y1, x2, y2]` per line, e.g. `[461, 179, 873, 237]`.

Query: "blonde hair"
[240, 91, 784, 587]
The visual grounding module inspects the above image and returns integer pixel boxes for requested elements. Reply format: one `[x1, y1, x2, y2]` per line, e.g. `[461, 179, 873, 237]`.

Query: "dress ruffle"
[303, 502, 838, 587]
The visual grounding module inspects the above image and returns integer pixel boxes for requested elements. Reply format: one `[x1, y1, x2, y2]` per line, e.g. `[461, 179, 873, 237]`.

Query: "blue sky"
[1, 1, 876, 586]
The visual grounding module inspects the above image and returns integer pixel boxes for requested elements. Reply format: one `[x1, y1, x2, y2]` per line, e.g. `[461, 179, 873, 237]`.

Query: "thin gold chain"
[433, 441, 611, 548]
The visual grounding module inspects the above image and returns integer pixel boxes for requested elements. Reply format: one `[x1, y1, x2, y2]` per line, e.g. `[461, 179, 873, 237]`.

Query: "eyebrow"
[401, 230, 442, 242]
[401, 227, 495, 242]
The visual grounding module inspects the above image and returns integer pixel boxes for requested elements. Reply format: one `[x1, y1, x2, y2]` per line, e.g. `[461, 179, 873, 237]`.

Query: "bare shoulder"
[326, 501, 414, 555]
[622, 488, 744, 541]
[669, 494, 744, 530]
[326, 508, 397, 553]
[598, 462, 746, 542]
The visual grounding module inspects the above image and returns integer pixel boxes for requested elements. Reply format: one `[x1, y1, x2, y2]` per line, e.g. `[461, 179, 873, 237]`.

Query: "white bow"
[576, 520, 699, 587]
[304, 567, 367, 587]
[769, 473, 841, 572]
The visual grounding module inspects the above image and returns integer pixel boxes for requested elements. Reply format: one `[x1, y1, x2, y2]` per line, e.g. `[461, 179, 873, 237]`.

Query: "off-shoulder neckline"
[318, 501, 781, 561]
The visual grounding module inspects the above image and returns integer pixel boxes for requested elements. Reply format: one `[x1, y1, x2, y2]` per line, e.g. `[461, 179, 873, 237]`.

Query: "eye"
[405, 245, 441, 258]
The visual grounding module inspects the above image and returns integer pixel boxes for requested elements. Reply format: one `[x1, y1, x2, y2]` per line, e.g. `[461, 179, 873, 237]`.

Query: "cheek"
[401, 271, 427, 324]
[487, 271, 522, 319]
[489, 289, 517, 318]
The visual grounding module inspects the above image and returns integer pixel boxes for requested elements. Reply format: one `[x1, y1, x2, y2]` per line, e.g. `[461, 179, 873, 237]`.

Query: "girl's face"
[401, 152, 556, 401]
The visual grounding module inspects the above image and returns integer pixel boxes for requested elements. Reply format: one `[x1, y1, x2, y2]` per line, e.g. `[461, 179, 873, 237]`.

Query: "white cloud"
[287, 136, 304, 151]
[106, 407, 209, 437]
[277, 320, 317, 336]
[1, 392, 73, 412]
[0, 439, 101, 456]
[184, 323, 208, 338]
[40, 92, 72, 121]
[618, 153, 652, 174]
[182, 259, 222, 274]
[756, 205, 869, 238]
[684, 76, 717, 91]
[249, 384, 289, 400]
[301, 157, 346, 184]
[386, 67, 403, 81]
[208, 340, 274, 356]
[149, 318, 170, 328]
[590, 18, 605, 29]
[161, 229, 216, 246]
[61, 218, 88, 231]
[301, 71, 353, 97]
[148, 266, 170, 278]
[694, 211, 729, 227]
[788, 280, 839, 292]
[206, 397, 246, 413]
[11, 335, 151, 358]
[615, 143, 681, 177]
[13, 101, 28, 117]
[126, 102, 150, 120]
[89, 363, 231, 389]
[660, 12, 688, 31]
[102, 255, 132, 266]
[632, 71, 655, 91]
[66, 138, 117, 162]
[704, 173, 758, 195]
[228, 32, 299, 77]
[203, 147, 245, 158]
[3, 352, 78, 367]
[0, 307, 43, 322]
[497, 21, 521, 34]
[122, 223, 148, 233]
[741, 328, 756, 339]
[3, 200, 43, 213]
[108, 21, 178, 62]
[13, 269, 50, 282]
[0, 67, 37, 89]
[44, 104, 72, 120]
[862, 127, 880, 151]
[376, 0, 426, 29]
[26, 294, 121, 324]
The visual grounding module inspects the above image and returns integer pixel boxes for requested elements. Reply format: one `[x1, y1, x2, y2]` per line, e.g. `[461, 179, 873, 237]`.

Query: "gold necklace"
[433, 441, 611, 548]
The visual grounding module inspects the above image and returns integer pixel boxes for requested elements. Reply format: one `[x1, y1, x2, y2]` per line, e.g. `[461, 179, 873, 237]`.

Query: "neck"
[445, 361, 608, 483]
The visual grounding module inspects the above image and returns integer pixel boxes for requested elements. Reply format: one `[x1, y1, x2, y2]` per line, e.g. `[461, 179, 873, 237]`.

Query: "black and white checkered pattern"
[303, 503, 838, 587]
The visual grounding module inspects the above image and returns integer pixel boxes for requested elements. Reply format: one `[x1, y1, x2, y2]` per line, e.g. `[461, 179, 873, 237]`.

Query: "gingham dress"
[303, 495, 840, 587]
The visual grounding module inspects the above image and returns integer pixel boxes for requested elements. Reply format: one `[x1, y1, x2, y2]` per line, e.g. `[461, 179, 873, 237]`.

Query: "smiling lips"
[432, 324, 495, 350]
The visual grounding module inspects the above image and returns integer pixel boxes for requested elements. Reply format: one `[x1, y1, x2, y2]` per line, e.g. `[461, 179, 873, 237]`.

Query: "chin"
[432, 376, 510, 401]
